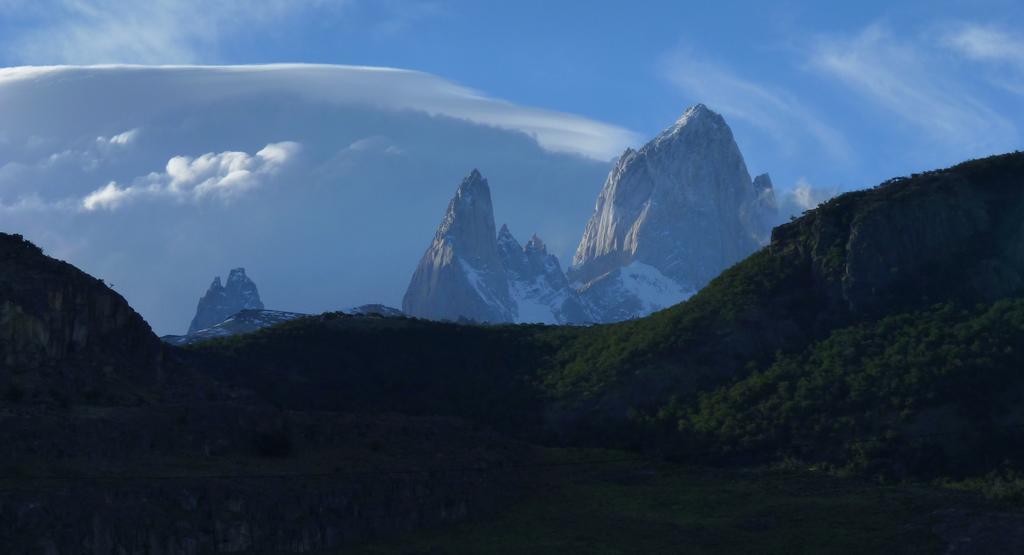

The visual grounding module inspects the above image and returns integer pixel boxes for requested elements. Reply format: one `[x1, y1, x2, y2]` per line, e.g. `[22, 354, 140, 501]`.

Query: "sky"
[1, 0, 1023, 333]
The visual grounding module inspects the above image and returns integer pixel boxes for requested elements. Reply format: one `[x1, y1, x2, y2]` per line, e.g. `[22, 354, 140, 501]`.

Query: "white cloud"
[1, 0, 349, 65]
[810, 24, 1017, 151]
[81, 141, 300, 211]
[943, 24, 1024, 95]
[945, 24, 1024, 66]
[663, 51, 850, 162]
[97, 128, 139, 146]
[777, 177, 840, 220]
[0, 65, 636, 160]
[81, 181, 131, 211]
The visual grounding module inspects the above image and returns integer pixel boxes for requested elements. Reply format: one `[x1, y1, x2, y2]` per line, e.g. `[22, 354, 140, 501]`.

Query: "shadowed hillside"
[191, 152, 1024, 478]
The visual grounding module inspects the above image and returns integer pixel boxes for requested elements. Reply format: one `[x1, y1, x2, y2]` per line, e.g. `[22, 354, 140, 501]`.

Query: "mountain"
[402, 170, 516, 323]
[497, 225, 592, 324]
[164, 309, 307, 346]
[349, 303, 405, 317]
[187, 268, 264, 334]
[402, 170, 593, 325]
[402, 105, 777, 325]
[164, 304, 404, 346]
[570, 104, 775, 320]
[208, 152, 1024, 478]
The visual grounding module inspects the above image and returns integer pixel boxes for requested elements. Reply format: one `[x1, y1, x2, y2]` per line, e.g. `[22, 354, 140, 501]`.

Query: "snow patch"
[616, 261, 694, 315]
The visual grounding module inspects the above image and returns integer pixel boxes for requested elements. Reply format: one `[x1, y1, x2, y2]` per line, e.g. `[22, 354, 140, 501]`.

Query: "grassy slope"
[343, 449, 953, 555]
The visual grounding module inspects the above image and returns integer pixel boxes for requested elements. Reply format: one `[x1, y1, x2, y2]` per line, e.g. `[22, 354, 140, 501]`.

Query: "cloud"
[810, 24, 1017, 152]
[776, 177, 839, 220]
[945, 24, 1024, 66]
[662, 51, 850, 162]
[81, 141, 300, 211]
[943, 24, 1024, 94]
[0, 65, 637, 160]
[97, 128, 139, 147]
[0, 0, 349, 65]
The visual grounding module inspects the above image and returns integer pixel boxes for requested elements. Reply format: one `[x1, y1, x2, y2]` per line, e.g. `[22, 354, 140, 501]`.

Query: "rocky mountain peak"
[402, 170, 514, 323]
[187, 267, 264, 334]
[753, 173, 774, 192]
[525, 234, 547, 254]
[569, 103, 775, 320]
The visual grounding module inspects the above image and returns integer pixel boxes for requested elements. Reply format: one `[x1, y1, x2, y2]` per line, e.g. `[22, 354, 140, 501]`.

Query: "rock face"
[770, 155, 1024, 318]
[402, 170, 515, 323]
[0, 233, 164, 403]
[569, 104, 775, 319]
[403, 171, 590, 324]
[497, 225, 592, 324]
[188, 268, 264, 334]
[747, 173, 779, 244]
[404, 106, 777, 324]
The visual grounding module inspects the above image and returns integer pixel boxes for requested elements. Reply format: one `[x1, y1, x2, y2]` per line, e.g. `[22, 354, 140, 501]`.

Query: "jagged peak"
[525, 234, 547, 254]
[226, 267, 248, 283]
[497, 223, 521, 249]
[753, 173, 774, 192]
[655, 103, 726, 143]
[210, 276, 223, 289]
[457, 168, 488, 194]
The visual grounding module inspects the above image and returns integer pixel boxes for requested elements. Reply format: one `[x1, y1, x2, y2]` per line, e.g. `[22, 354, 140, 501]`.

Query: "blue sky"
[3, 0, 1023, 193]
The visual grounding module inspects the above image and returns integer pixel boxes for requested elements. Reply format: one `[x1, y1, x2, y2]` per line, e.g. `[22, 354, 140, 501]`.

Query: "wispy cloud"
[943, 23, 1024, 94]
[662, 51, 851, 162]
[945, 24, 1024, 66]
[1, 0, 349, 65]
[810, 24, 1017, 152]
[81, 141, 300, 211]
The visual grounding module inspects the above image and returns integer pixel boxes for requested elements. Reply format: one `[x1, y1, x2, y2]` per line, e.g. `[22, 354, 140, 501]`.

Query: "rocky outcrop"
[570, 104, 776, 320]
[746, 173, 779, 244]
[188, 268, 264, 334]
[403, 170, 598, 325]
[769, 154, 1024, 318]
[0, 233, 164, 404]
[402, 170, 515, 323]
[498, 225, 592, 324]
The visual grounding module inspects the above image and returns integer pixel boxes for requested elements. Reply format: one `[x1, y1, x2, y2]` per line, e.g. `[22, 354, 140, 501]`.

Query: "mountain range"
[3, 151, 1024, 552]
[402, 104, 777, 324]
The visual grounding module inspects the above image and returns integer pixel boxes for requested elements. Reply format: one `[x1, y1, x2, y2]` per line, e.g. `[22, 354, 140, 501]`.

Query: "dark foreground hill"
[191, 152, 1024, 479]
[0, 234, 532, 552]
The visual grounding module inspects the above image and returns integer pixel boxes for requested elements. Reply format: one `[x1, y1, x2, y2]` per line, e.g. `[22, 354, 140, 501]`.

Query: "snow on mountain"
[497, 225, 593, 324]
[164, 309, 306, 346]
[576, 262, 696, 322]
[348, 304, 404, 317]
